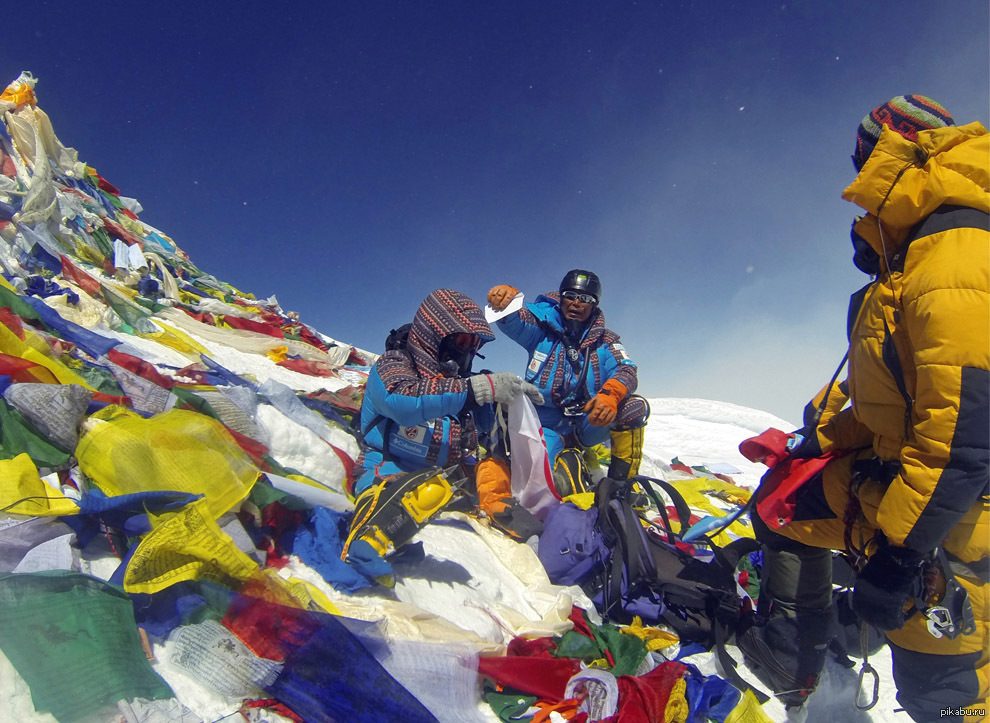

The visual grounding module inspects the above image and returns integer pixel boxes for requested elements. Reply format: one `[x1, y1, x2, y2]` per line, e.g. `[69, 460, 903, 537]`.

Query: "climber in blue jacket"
[354, 288, 541, 497]
[487, 270, 649, 491]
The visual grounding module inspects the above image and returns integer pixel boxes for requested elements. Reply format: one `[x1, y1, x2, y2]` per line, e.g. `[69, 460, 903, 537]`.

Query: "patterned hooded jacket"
[495, 291, 638, 427]
[811, 121, 989, 558]
[356, 289, 496, 489]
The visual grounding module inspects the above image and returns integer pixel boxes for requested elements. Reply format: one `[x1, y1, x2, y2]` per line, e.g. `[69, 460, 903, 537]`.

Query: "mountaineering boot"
[736, 536, 835, 708]
[737, 529, 835, 708]
[553, 447, 592, 497]
[342, 466, 462, 561]
[608, 425, 645, 480]
[737, 607, 832, 708]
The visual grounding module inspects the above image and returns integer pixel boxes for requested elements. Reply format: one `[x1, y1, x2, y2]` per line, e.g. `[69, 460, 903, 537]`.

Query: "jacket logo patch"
[528, 350, 548, 374]
[399, 425, 427, 442]
[613, 343, 629, 360]
[390, 424, 431, 457]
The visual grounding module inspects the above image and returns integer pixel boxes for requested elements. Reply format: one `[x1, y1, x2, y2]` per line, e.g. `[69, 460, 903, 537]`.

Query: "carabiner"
[855, 661, 880, 711]
[924, 605, 952, 639]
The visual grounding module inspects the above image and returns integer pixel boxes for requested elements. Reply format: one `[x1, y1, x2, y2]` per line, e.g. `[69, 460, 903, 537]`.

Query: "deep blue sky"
[7, 1, 988, 423]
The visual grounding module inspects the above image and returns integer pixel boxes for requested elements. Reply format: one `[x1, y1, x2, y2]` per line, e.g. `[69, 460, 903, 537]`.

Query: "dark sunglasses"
[561, 290, 596, 304]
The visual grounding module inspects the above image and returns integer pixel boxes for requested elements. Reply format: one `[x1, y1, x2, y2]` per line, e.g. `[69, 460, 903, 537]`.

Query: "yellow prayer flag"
[76, 408, 258, 519]
[723, 689, 775, 723]
[0, 453, 80, 516]
[0, 321, 93, 388]
[123, 497, 260, 594]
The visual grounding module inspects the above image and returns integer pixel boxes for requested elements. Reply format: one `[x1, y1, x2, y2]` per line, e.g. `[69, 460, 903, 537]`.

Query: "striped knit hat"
[852, 95, 954, 171]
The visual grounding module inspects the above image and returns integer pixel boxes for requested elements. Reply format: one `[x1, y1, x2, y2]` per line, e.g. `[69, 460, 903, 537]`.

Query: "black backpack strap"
[361, 413, 397, 464]
[595, 478, 662, 622]
[696, 514, 760, 573]
[720, 537, 761, 567]
[880, 313, 914, 440]
[635, 475, 692, 540]
[713, 616, 771, 704]
[595, 493, 629, 621]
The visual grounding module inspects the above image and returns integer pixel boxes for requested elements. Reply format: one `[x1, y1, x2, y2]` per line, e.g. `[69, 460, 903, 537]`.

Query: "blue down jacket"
[355, 289, 496, 494]
[495, 292, 638, 432]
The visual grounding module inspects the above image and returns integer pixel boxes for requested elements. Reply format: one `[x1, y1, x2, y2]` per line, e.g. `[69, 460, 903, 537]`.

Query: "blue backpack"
[538, 501, 608, 586]
[538, 476, 767, 703]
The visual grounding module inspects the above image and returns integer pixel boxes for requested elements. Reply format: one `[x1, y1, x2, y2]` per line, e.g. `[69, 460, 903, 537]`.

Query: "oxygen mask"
[438, 333, 481, 377]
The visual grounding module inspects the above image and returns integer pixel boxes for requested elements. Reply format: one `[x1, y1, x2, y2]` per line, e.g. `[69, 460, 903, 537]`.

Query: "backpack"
[584, 476, 767, 702]
[385, 323, 412, 352]
[357, 323, 413, 439]
[538, 502, 609, 586]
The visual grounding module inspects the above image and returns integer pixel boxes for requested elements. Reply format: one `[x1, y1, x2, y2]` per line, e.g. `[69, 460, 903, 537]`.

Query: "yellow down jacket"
[821, 121, 989, 561]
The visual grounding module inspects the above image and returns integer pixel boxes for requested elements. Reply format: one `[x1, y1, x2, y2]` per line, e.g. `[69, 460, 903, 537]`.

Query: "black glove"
[786, 426, 823, 459]
[852, 535, 926, 631]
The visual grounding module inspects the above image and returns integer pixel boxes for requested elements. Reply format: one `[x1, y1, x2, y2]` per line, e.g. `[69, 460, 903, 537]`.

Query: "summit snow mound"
[0, 72, 903, 723]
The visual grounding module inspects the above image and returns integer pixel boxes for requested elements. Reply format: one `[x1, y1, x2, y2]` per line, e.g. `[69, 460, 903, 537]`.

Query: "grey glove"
[520, 381, 544, 405]
[470, 372, 521, 406]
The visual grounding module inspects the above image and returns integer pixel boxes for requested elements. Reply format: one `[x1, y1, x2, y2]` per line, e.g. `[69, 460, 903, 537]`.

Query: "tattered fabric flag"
[0, 516, 75, 572]
[3, 382, 93, 451]
[605, 661, 690, 723]
[60, 253, 102, 296]
[76, 407, 258, 519]
[262, 599, 440, 723]
[0, 274, 45, 321]
[0, 313, 92, 387]
[0, 351, 57, 384]
[122, 497, 260, 595]
[59, 488, 204, 550]
[18, 293, 120, 359]
[0, 398, 70, 468]
[0, 452, 78, 516]
[101, 282, 157, 334]
[0, 571, 172, 721]
[106, 362, 176, 415]
[158, 619, 282, 700]
[106, 347, 175, 388]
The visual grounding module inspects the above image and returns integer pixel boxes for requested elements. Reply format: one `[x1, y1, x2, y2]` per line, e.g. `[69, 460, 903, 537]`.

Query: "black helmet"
[559, 269, 602, 304]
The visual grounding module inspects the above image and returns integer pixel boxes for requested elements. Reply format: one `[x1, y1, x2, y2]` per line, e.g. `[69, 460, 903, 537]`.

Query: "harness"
[535, 318, 594, 414]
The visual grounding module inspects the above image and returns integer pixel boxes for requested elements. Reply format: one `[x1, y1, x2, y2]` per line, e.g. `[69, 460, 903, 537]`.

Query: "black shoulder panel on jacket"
[847, 281, 875, 341]
[904, 366, 990, 552]
[890, 205, 990, 273]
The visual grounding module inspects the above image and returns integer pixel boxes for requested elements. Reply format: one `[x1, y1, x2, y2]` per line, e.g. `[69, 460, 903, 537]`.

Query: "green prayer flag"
[0, 400, 70, 469]
[0, 572, 172, 721]
[0, 287, 43, 322]
[101, 285, 157, 334]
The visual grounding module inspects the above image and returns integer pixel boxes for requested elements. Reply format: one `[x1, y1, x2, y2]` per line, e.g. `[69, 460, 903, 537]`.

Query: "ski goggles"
[561, 290, 597, 304]
[448, 333, 482, 353]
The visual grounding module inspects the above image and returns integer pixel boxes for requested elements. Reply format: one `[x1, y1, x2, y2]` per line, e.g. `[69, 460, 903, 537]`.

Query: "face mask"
[851, 223, 880, 276]
[438, 334, 480, 377]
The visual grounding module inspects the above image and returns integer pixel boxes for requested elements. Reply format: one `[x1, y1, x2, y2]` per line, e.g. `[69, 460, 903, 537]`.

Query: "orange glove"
[487, 284, 519, 311]
[584, 379, 628, 426]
